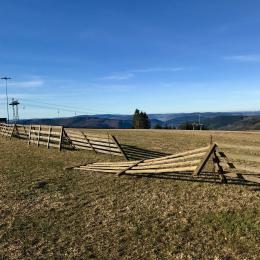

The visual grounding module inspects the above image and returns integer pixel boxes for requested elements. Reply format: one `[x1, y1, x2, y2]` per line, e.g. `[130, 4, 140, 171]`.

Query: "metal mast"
[9, 98, 20, 123]
[1, 77, 11, 123]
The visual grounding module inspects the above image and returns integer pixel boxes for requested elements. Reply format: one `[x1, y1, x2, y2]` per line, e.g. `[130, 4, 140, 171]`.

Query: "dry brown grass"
[0, 130, 260, 259]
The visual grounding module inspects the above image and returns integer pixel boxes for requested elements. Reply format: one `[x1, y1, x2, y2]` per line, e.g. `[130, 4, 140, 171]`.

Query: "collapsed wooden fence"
[1, 123, 260, 184]
[0, 123, 126, 157]
[72, 143, 260, 184]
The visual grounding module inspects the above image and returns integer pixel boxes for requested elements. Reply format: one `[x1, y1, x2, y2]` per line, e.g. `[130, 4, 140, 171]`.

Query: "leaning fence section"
[64, 129, 127, 158]
[0, 123, 15, 138]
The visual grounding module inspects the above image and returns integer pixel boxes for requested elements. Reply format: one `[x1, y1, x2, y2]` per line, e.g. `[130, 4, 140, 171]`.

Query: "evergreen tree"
[132, 109, 151, 129]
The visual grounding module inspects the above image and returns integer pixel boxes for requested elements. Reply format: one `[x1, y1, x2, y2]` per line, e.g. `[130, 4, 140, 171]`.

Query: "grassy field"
[1, 129, 260, 259]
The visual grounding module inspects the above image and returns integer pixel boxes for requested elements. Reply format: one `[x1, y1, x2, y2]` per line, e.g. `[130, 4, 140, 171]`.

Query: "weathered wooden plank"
[139, 152, 206, 166]
[73, 145, 93, 151]
[29, 139, 60, 148]
[126, 166, 197, 174]
[67, 136, 118, 148]
[90, 144, 121, 153]
[111, 135, 128, 160]
[144, 146, 210, 163]
[30, 125, 62, 130]
[67, 131, 114, 143]
[132, 159, 201, 170]
[89, 140, 118, 148]
[75, 168, 120, 173]
[90, 161, 139, 166]
[82, 166, 130, 170]
[29, 129, 61, 136]
[70, 140, 92, 147]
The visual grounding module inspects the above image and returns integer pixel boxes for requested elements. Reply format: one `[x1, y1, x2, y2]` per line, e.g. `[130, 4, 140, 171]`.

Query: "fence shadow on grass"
[125, 171, 260, 188]
[121, 144, 171, 160]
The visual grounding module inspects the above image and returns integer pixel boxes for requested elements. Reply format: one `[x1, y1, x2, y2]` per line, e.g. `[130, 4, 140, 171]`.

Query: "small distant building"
[0, 118, 7, 123]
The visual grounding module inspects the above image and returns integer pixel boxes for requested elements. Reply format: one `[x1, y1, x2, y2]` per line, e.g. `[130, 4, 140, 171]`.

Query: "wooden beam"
[47, 126, 52, 148]
[37, 125, 41, 146]
[193, 143, 217, 176]
[28, 125, 32, 145]
[59, 126, 64, 151]
[82, 131, 96, 153]
[111, 135, 129, 160]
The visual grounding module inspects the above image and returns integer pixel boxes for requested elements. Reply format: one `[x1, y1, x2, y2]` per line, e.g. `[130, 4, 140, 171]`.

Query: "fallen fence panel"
[71, 143, 260, 185]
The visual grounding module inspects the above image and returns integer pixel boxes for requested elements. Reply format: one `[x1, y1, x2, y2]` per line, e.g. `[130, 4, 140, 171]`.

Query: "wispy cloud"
[101, 67, 184, 81]
[101, 73, 134, 80]
[132, 67, 184, 73]
[224, 54, 260, 62]
[9, 79, 44, 88]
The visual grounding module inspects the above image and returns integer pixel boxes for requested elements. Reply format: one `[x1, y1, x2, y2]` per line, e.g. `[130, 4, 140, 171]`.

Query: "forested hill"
[19, 112, 260, 130]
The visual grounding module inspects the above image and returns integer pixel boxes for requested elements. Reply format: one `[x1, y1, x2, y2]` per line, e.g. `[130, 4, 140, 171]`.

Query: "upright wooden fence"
[0, 123, 126, 157]
[27, 125, 64, 150]
[15, 124, 30, 139]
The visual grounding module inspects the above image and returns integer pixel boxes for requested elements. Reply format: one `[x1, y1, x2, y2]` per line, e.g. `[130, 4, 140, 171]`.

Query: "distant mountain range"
[18, 111, 260, 130]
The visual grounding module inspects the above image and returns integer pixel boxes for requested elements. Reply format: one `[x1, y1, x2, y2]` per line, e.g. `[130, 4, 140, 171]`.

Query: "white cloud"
[9, 79, 44, 88]
[224, 54, 260, 62]
[131, 67, 184, 73]
[101, 67, 183, 81]
[101, 73, 134, 80]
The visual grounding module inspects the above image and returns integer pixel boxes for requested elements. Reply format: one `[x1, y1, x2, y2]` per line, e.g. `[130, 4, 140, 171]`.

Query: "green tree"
[132, 109, 151, 129]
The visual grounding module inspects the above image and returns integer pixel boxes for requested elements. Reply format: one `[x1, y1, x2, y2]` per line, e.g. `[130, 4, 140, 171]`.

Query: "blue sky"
[0, 0, 260, 118]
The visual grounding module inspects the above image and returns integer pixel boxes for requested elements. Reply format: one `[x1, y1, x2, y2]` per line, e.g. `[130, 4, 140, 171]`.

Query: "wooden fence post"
[37, 125, 41, 146]
[47, 126, 52, 148]
[28, 125, 32, 145]
[193, 143, 217, 176]
[59, 126, 64, 151]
